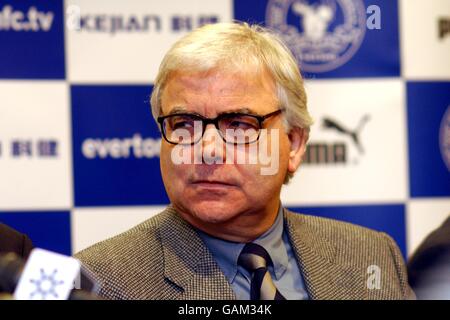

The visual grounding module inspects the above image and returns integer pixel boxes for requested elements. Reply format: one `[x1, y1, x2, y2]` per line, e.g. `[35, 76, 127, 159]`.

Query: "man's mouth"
[191, 180, 237, 189]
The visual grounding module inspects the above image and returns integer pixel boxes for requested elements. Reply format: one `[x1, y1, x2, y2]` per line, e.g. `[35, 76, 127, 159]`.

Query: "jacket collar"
[284, 208, 367, 299]
[158, 206, 235, 299]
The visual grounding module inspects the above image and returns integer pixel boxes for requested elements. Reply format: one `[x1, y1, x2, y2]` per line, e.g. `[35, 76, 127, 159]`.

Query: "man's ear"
[287, 127, 308, 174]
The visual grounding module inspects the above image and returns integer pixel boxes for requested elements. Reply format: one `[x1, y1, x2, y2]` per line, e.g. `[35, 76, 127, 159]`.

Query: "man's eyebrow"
[166, 107, 259, 116]
[219, 107, 266, 117]
[223, 107, 257, 115]
[167, 106, 188, 115]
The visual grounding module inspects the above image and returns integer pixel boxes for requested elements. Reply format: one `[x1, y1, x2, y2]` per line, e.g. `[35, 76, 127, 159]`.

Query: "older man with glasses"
[75, 22, 414, 300]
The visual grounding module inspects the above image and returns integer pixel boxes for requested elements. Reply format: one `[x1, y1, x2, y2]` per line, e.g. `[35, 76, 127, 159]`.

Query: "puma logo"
[322, 115, 370, 154]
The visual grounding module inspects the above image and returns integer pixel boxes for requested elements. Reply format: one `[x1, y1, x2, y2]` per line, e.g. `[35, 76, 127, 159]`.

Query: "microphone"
[0, 249, 100, 300]
[0, 252, 23, 294]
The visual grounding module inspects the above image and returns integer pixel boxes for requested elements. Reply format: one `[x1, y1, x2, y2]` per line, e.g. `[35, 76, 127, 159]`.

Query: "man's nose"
[201, 124, 226, 164]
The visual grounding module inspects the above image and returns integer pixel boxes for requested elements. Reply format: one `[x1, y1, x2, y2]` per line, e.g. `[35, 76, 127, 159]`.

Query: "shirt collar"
[253, 205, 288, 280]
[197, 204, 288, 283]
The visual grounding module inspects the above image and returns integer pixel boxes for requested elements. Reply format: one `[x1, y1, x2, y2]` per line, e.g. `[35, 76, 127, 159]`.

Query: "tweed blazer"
[75, 206, 415, 300]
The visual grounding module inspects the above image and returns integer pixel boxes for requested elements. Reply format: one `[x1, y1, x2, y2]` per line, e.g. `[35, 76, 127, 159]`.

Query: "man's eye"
[173, 121, 190, 128]
[172, 119, 194, 129]
[228, 120, 258, 130]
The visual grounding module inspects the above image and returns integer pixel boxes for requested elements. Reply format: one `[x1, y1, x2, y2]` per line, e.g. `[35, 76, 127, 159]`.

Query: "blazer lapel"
[158, 207, 236, 300]
[284, 209, 367, 300]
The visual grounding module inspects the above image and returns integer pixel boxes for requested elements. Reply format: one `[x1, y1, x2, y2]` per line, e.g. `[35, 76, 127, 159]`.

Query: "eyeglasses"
[157, 109, 283, 145]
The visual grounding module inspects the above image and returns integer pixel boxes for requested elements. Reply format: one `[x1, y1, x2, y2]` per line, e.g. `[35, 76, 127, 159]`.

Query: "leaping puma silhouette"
[322, 115, 370, 154]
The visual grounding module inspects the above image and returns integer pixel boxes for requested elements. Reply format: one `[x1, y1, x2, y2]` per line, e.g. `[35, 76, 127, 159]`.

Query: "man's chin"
[184, 202, 243, 225]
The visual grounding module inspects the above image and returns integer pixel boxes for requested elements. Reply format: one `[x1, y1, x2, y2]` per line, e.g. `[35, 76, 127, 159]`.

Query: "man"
[75, 22, 414, 300]
[408, 216, 450, 299]
[0, 223, 33, 259]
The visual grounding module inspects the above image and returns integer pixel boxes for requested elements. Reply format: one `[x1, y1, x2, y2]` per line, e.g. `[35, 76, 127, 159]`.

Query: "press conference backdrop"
[0, 0, 449, 260]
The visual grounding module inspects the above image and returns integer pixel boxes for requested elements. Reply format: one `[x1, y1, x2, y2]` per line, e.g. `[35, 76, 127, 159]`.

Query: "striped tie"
[238, 243, 286, 300]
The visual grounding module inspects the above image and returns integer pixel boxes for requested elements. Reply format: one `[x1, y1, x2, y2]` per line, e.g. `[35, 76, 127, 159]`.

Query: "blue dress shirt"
[197, 205, 309, 300]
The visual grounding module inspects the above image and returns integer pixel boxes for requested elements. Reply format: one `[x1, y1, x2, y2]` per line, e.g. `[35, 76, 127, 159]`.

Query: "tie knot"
[238, 243, 273, 272]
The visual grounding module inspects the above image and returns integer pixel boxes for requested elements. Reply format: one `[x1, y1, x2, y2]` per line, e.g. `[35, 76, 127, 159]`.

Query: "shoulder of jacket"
[284, 209, 398, 263]
[73, 209, 171, 270]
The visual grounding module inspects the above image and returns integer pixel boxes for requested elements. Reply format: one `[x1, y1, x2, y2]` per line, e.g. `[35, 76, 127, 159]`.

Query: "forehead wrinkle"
[173, 67, 273, 95]
[180, 77, 250, 100]
[162, 69, 278, 117]
[163, 82, 252, 116]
